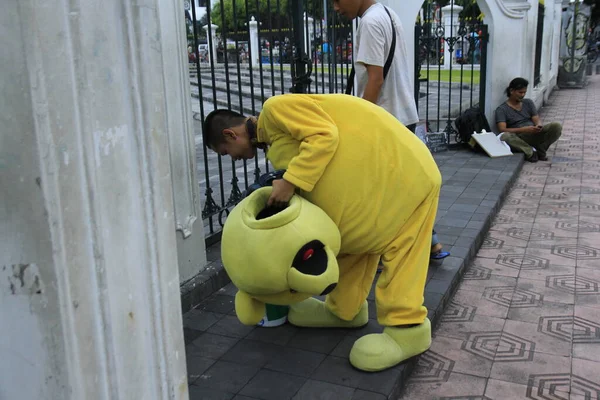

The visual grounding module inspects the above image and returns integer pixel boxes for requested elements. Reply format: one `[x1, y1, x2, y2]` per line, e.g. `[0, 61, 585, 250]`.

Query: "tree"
[204, 0, 290, 35]
[202, 0, 334, 36]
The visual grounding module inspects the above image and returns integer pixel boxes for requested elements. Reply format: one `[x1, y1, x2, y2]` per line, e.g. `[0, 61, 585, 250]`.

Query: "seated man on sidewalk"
[495, 77, 562, 162]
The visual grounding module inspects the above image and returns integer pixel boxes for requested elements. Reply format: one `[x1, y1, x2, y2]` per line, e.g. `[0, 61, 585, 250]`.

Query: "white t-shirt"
[355, 3, 419, 126]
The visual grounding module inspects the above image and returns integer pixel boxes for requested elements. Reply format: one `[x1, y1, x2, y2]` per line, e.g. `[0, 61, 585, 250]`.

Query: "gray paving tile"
[199, 294, 236, 314]
[437, 201, 454, 211]
[469, 212, 488, 222]
[185, 327, 204, 345]
[194, 360, 259, 393]
[190, 333, 239, 359]
[186, 353, 217, 384]
[351, 390, 387, 400]
[184, 309, 224, 331]
[439, 234, 459, 246]
[368, 300, 377, 320]
[189, 386, 235, 400]
[246, 323, 299, 346]
[448, 203, 479, 212]
[345, 320, 384, 338]
[264, 347, 327, 377]
[221, 339, 286, 367]
[287, 328, 347, 354]
[431, 261, 463, 281]
[207, 315, 256, 338]
[239, 369, 306, 400]
[330, 335, 356, 358]
[454, 197, 483, 205]
[292, 379, 355, 400]
[426, 278, 454, 296]
[476, 205, 494, 214]
[311, 356, 385, 393]
[424, 291, 444, 312]
[466, 219, 487, 231]
[448, 245, 471, 259]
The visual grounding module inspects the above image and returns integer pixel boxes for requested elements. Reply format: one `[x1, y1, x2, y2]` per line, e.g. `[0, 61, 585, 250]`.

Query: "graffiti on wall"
[558, 2, 591, 87]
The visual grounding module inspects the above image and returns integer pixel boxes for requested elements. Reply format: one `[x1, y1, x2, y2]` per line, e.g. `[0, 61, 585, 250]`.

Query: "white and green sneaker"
[257, 304, 289, 327]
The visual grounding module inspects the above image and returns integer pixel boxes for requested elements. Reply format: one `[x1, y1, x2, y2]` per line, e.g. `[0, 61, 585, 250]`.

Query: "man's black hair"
[505, 77, 529, 97]
[203, 109, 246, 150]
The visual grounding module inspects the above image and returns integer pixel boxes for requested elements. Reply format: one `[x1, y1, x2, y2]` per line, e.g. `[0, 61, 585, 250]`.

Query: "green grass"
[252, 63, 480, 84]
[419, 69, 480, 84]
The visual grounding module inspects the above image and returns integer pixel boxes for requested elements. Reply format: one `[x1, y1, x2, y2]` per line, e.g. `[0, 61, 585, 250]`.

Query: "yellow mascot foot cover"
[288, 297, 368, 328]
[349, 318, 432, 372]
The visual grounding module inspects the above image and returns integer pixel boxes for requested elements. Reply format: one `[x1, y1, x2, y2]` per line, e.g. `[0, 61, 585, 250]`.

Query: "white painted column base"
[1, 1, 189, 399]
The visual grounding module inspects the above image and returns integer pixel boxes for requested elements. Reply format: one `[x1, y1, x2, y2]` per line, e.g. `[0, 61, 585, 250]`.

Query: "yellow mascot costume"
[221, 94, 441, 372]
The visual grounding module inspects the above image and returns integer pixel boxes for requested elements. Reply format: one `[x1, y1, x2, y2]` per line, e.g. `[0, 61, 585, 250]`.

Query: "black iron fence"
[188, 0, 353, 244]
[414, 1, 488, 146]
[191, 0, 489, 242]
[534, 2, 545, 87]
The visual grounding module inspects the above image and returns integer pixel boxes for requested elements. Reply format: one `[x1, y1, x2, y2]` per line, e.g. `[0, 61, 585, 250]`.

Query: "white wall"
[1, 0, 190, 398]
[548, 0, 564, 98]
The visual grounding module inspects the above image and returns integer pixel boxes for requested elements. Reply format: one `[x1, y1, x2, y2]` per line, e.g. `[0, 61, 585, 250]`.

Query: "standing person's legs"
[348, 184, 439, 371]
[325, 253, 380, 321]
[406, 124, 448, 260]
[375, 185, 438, 326]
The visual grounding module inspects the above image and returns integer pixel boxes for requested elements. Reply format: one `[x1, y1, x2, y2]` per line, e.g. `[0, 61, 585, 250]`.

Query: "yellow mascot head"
[221, 187, 341, 326]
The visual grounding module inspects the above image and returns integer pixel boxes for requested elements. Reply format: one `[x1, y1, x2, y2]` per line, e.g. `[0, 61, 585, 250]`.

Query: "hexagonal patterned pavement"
[411, 351, 455, 383]
[556, 220, 600, 233]
[515, 208, 537, 217]
[557, 202, 578, 209]
[493, 214, 514, 224]
[506, 227, 555, 241]
[538, 316, 600, 343]
[462, 331, 535, 362]
[527, 374, 600, 400]
[463, 265, 492, 280]
[481, 236, 505, 249]
[483, 286, 542, 308]
[496, 254, 549, 270]
[581, 202, 600, 211]
[546, 275, 600, 295]
[551, 244, 600, 260]
[441, 301, 477, 323]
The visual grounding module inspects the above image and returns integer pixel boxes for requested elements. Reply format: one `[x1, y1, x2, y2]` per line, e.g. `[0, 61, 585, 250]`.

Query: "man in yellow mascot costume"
[204, 94, 441, 372]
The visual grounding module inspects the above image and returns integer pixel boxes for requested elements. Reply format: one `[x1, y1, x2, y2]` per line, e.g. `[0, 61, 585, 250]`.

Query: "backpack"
[454, 107, 492, 152]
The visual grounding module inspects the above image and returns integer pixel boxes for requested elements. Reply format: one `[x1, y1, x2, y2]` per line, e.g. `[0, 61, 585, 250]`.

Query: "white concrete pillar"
[540, 0, 553, 98]
[441, 0, 463, 69]
[1, 0, 189, 398]
[481, 0, 531, 126]
[304, 13, 314, 60]
[249, 16, 260, 67]
[167, 0, 208, 282]
[550, 0, 563, 86]
[203, 23, 219, 66]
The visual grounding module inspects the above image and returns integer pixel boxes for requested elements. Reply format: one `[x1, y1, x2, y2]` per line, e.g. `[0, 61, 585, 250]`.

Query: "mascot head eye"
[303, 248, 314, 261]
[293, 240, 327, 276]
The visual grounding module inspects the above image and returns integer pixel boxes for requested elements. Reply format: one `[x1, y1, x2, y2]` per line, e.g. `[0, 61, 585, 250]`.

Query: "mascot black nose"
[320, 283, 337, 296]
